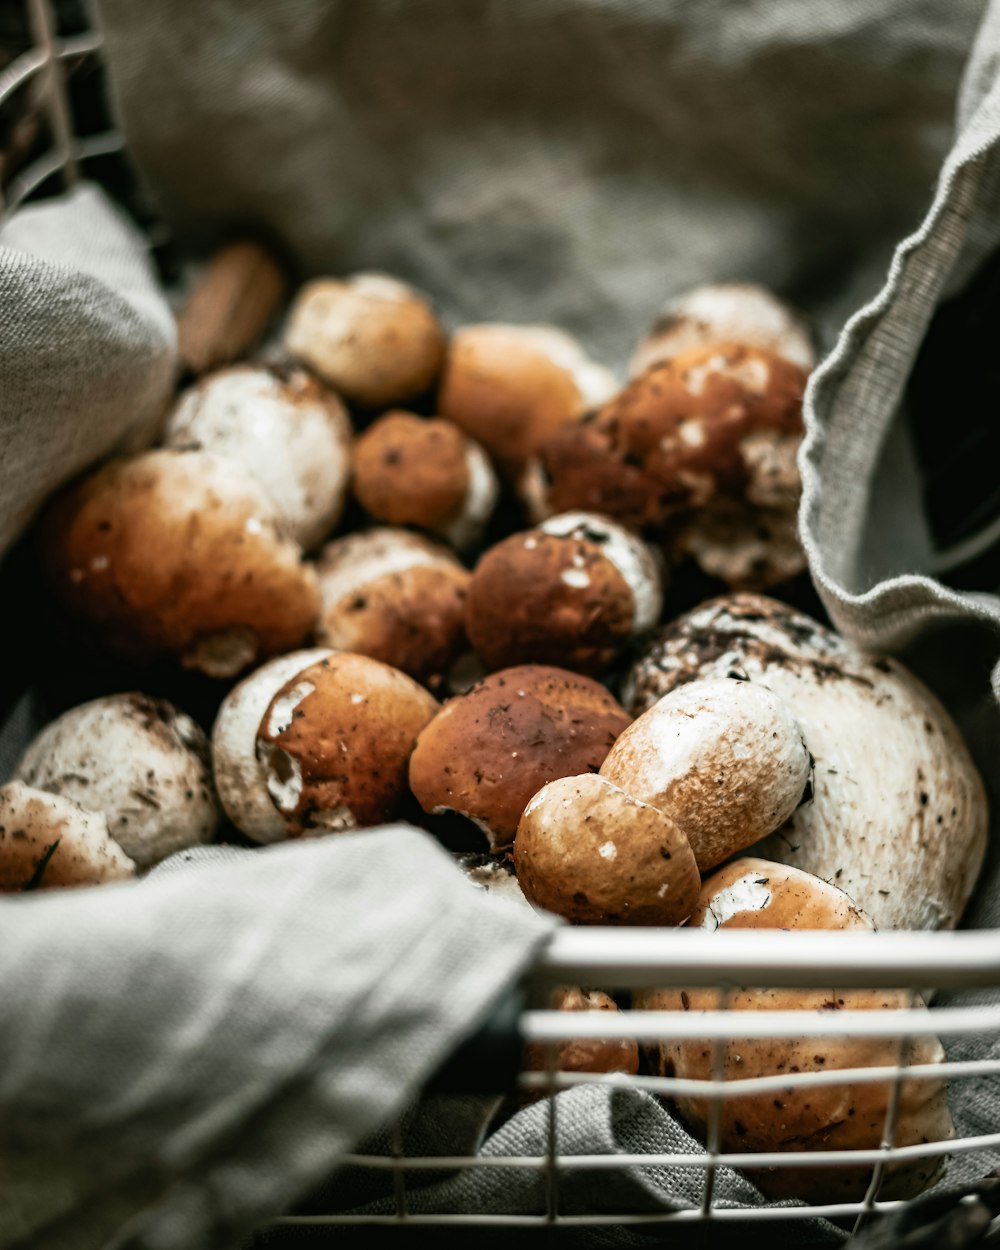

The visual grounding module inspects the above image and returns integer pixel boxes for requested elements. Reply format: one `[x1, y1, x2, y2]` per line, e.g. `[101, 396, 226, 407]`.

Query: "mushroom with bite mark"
[600, 676, 810, 873]
[635, 858, 954, 1204]
[315, 529, 471, 688]
[514, 773, 699, 925]
[352, 411, 499, 553]
[213, 650, 438, 840]
[283, 272, 446, 408]
[0, 782, 136, 890]
[408, 665, 631, 853]
[163, 364, 353, 550]
[465, 512, 664, 676]
[13, 693, 219, 871]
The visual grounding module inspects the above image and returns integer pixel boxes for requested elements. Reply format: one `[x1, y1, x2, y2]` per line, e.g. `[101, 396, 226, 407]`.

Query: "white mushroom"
[13, 693, 219, 871]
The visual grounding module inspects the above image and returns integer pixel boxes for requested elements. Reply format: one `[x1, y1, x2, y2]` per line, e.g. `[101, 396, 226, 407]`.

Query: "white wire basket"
[4, 1, 1000, 1240]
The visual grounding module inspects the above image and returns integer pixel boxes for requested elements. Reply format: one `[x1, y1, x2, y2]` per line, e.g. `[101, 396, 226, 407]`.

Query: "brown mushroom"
[408, 665, 631, 852]
[524, 986, 640, 1090]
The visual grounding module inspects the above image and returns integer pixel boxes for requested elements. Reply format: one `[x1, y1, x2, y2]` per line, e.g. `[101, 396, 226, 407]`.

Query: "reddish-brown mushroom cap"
[408, 665, 632, 851]
[354, 412, 473, 527]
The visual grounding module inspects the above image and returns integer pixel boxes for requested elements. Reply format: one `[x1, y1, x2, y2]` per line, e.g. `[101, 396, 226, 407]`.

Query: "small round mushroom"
[214, 650, 438, 840]
[283, 273, 446, 408]
[629, 283, 816, 377]
[514, 773, 700, 925]
[39, 449, 321, 678]
[352, 411, 499, 551]
[408, 665, 631, 853]
[438, 324, 616, 470]
[465, 512, 663, 675]
[13, 693, 219, 871]
[0, 782, 136, 890]
[534, 343, 806, 534]
[599, 677, 810, 873]
[163, 364, 353, 550]
[635, 858, 954, 1204]
[315, 529, 471, 687]
[524, 986, 640, 1088]
[623, 594, 989, 930]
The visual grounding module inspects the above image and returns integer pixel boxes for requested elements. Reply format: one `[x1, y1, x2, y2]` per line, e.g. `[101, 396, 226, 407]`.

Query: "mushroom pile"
[7, 248, 990, 1206]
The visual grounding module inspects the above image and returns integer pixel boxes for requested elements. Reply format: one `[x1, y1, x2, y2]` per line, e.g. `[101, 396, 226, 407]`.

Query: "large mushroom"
[624, 594, 989, 930]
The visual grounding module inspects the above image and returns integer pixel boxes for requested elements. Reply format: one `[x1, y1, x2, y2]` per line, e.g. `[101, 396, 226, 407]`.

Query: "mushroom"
[454, 852, 534, 910]
[629, 283, 816, 378]
[13, 693, 219, 871]
[438, 324, 616, 471]
[352, 411, 499, 552]
[465, 512, 664, 675]
[533, 343, 806, 535]
[0, 782, 136, 890]
[408, 665, 631, 852]
[213, 650, 438, 840]
[624, 594, 989, 930]
[315, 529, 471, 687]
[283, 272, 446, 408]
[514, 773, 700, 925]
[38, 449, 321, 678]
[635, 858, 954, 1204]
[163, 364, 353, 550]
[599, 677, 811, 873]
[524, 986, 640, 1089]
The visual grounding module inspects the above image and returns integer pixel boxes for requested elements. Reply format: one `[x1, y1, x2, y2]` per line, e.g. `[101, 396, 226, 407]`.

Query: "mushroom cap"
[14, 693, 219, 871]
[163, 364, 353, 550]
[0, 781, 136, 890]
[670, 500, 806, 590]
[283, 273, 446, 407]
[635, 858, 954, 1204]
[624, 594, 989, 930]
[315, 529, 470, 686]
[536, 343, 806, 530]
[525, 986, 640, 1083]
[352, 411, 498, 551]
[39, 449, 321, 678]
[514, 773, 700, 925]
[438, 323, 616, 469]
[408, 665, 632, 852]
[212, 648, 334, 843]
[629, 284, 816, 377]
[255, 652, 439, 837]
[600, 677, 810, 873]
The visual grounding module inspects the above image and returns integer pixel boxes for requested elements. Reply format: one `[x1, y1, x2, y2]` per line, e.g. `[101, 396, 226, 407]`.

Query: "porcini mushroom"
[315, 529, 471, 687]
[465, 512, 663, 675]
[636, 858, 954, 1204]
[514, 773, 700, 925]
[13, 693, 219, 871]
[408, 665, 631, 852]
[163, 364, 353, 549]
[599, 676, 811, 873]
[0, 782, 136, 890]
[39, 449, 321, 678]
[525, 986, 640, 1088]
[284, 272, 446, 408]
[624, 594, 989, 930]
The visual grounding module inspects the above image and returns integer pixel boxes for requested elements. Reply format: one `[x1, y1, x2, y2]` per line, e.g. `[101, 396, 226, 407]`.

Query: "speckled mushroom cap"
[283, 272, 446, 408]
[315, 529, 471, 687]
[465, 512, 663, 676]
[163, 364, 353, 550]
[524, 986, 640, 1085]
[670, 500, 806, 590]
[438, 324, 616, 470]
[535, 342, 806, 531]
[635, 858, 954, 1205]
[352, 411, 499, 552]
[623, 594, 989, 931]
[38, 449, 321, 678]
[13, 693, 219, 871]
[252, 652, 439, 838]
[629, 284, 816, 377]
[408, 665, 632, 852]
[0, 782, 136, 890]
[600, 677, 810, 873]
[514, 773, 699, 925]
